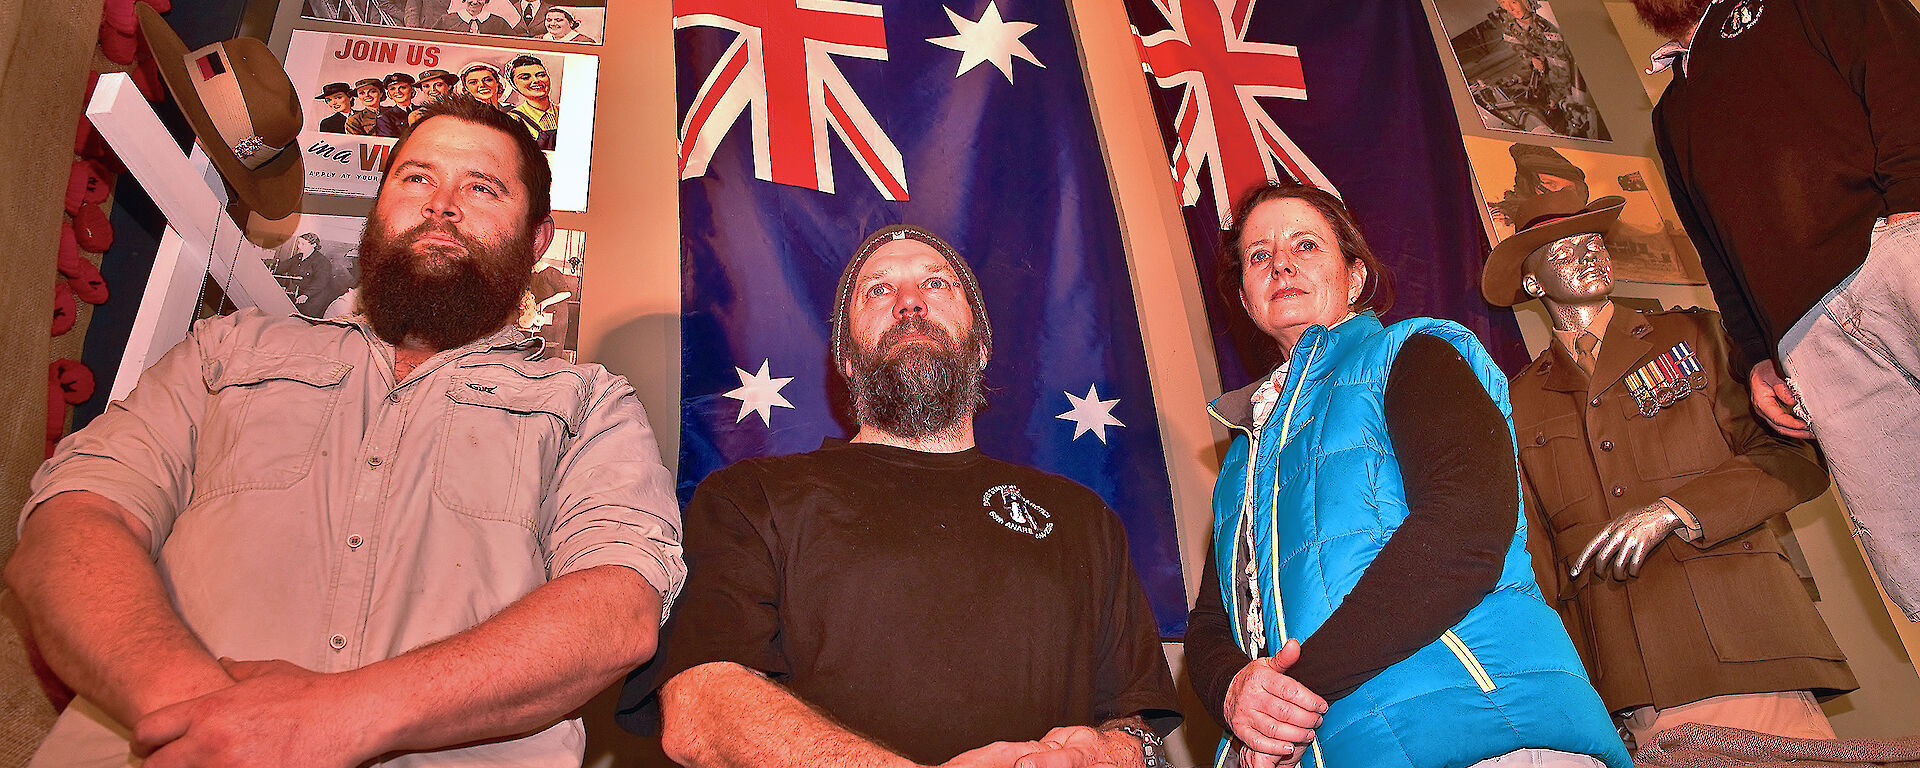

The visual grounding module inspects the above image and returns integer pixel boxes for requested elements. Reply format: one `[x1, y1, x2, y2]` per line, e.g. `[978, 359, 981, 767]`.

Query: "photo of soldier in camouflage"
[1438, 0, 1610, 140]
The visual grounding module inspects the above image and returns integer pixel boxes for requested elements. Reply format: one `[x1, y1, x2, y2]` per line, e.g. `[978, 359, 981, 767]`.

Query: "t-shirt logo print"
[982, 484, 1053, 540]
[1720, 0, 1762, 38]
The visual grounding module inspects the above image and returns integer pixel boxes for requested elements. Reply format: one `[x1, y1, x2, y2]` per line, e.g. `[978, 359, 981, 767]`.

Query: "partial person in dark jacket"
[1482, 189, 1853, 746]
[1185, 181, 1626, 768]
[1639, 0, 1920, 619]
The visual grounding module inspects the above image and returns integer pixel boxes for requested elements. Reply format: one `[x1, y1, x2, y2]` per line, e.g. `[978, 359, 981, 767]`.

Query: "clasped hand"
[1223, 639, 1327, 768]
[937, 726, 1132, 768]
[132, 658, 377, 768]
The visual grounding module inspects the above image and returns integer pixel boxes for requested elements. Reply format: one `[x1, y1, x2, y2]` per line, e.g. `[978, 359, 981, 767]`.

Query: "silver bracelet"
[1113, 725, 1168, 768]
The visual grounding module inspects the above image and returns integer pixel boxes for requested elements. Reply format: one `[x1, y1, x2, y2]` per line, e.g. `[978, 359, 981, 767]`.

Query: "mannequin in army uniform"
[1482, 190, 1854, 746]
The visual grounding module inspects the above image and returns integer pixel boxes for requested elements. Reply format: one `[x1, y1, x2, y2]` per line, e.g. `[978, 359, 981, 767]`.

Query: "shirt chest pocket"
[434, 370, 584, 529]
[199, 351, 353, 496]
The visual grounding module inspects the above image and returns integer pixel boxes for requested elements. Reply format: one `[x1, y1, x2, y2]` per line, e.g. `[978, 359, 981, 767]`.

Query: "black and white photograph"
[1435, 0, 1610, 141]
[302, 0, 606, 46]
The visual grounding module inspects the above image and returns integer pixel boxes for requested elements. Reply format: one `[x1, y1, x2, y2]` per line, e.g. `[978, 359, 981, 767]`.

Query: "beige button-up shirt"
[24, 310, 685, 767]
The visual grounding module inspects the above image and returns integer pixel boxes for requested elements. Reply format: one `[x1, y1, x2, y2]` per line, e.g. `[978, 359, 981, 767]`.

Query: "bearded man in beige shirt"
[6, 95, 684, 767]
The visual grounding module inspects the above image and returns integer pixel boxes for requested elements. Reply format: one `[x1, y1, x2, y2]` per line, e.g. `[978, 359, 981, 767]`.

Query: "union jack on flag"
[1134, 0, 1333, 225]
[1122, 0, 1529, 385]
[675, 0, 909, 200]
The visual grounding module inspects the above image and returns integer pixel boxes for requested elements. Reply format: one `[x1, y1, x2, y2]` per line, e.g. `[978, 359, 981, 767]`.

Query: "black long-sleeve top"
[1652, 0, 1920, 368]
[1185, 334, 1517, 727]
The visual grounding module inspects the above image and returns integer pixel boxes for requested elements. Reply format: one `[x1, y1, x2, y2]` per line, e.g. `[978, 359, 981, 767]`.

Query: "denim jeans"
[1780, 215, 1920, 620]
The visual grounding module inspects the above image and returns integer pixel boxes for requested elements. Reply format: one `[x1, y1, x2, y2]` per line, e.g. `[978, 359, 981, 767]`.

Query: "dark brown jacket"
[1511, 306, 1855, 712]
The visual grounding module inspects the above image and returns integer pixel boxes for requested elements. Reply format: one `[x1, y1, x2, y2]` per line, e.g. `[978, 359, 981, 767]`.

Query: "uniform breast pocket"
[198, 351, 353, 496]
[433, 372, 584, 529]
[1623, 389, 1728, 482]
[1517, 412, 1594, 526]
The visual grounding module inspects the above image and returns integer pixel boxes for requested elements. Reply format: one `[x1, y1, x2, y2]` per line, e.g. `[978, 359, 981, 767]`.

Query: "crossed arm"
[5, 489, 664, 767]
[660, 661, 1150, 768]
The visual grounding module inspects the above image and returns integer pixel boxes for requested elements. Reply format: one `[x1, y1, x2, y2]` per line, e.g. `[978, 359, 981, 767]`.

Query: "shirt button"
[387, 392, 401, 403]
[347, 534, 363, 549]
[1590, 397, 1603, 407]
[1742, 541, 1754, 550]
[1534, 434, 1546, 446]
[1611, 485, 1626, 497]
[329, 634, 346, 650]
[367, 456, 383, 468]
[1600, 440, 1614, 451]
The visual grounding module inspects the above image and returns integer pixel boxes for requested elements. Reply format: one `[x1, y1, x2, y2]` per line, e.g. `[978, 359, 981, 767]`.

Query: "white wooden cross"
[85, 72, 297, 401]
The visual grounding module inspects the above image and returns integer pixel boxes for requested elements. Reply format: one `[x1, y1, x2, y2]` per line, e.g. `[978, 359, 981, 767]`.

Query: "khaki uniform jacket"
[1512, 306, 1855, 712]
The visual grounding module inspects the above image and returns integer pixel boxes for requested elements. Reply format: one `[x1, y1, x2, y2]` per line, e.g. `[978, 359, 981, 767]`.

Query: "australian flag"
[1125, 0, 1526, 387]
[675, 0, 1187, 635]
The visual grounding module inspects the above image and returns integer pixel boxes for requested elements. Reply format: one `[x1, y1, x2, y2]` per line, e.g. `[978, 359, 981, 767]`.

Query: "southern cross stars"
[1057, 383, 1125, 443]
[723, 359, 795, 426]
[928, 1, 1044, 84]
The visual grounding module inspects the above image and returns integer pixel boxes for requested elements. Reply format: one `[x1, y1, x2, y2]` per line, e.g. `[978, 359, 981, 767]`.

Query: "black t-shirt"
[620, 440, 1179, 764]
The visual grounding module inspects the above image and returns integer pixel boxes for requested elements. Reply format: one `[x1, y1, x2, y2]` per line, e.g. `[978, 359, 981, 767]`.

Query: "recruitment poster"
[283, 29, 598, 210]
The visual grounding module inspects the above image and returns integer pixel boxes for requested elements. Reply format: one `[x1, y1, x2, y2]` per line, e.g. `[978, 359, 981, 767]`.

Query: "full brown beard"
[1631, 0, 1714, 39]
[357, 212, 534, 351]
[846, 316, 985, 440]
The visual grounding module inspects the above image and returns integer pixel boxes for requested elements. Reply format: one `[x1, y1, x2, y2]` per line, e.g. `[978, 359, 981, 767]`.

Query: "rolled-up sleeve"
[542, 372, 686, 622]
[23, 318, 222, 553]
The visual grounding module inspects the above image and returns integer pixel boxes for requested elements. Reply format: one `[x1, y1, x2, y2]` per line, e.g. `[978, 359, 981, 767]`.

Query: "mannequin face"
[1523, 233, 1613, 304]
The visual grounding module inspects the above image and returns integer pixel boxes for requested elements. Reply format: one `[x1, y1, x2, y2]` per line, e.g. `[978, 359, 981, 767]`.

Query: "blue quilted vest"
[1207, 315, 1628, 768]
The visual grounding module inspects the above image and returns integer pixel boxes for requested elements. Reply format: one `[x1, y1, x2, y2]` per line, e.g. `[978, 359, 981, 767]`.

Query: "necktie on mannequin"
[1574, 331, 1599, 374]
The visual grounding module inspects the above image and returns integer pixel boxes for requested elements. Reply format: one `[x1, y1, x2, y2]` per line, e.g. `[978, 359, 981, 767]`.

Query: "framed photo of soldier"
[284, 29, 599, 210]
[1462, 136, 1705, 285]
[301, 0, 606, 46]
[1432, 0, 1611, 141]
[268, 214, 591, 360]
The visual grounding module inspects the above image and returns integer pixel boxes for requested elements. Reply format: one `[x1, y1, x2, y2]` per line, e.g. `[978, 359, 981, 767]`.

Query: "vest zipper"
[1206, 335, 1328, 768]
[1271, 338, 1325, 768]
[1440, 630, 1497, 692]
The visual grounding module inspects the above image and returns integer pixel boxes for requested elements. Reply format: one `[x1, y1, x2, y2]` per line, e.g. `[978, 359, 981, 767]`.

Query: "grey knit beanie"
[829, 224, 992, 372]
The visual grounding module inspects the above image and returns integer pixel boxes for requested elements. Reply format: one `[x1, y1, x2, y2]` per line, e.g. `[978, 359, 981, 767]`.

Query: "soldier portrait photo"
[1464, 137, 1706, 285]
[1435, 0, 1610, 140]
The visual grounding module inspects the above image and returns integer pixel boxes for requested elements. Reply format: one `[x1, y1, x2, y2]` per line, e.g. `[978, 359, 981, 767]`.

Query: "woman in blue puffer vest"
[1184, 181, 1629, 768]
